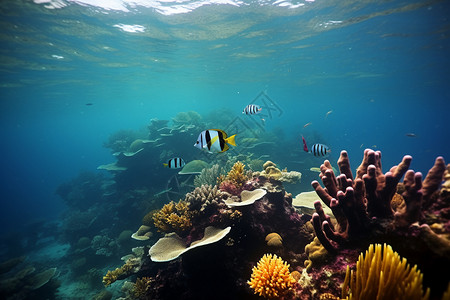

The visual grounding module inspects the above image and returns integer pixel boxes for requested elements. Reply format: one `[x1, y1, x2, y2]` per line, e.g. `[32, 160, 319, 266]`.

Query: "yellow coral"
[152, 200, 193, 234]
[226, 161, 250, 187]
[248, 253, 296, 298]
[342, 244, 430, 300]
[304, 237, 329, 271]
[103, 268, 121, 287]
[103, 262, 134, 287]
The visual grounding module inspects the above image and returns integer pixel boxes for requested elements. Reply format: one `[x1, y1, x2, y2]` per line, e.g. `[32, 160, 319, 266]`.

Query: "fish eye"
[196, 141, 199, 144]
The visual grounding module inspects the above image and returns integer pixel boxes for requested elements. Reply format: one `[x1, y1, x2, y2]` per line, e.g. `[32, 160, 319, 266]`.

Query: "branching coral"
[152, 201, 194, 235]
[342, 244, 430, 300]
[132, 277, 153, 299]
[248, 253, 297, 298]
[310, 149, 447, 252]
[103, 262, 134, 287]
[184, 184, 226, 213]
[194, 164, 226, 187]
[219, 161, 252, 195]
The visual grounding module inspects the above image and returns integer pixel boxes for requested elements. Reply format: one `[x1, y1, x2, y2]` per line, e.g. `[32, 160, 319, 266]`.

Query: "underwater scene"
[1, 0, 450, 299]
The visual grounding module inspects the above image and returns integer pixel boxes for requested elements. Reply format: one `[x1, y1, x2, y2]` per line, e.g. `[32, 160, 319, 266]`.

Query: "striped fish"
[163, 157, 186, 169]
[302, 136, 330, 156]
[309, 143, 330, 156]
[243, 104, 262, 115]
[194, 129, 236, 153]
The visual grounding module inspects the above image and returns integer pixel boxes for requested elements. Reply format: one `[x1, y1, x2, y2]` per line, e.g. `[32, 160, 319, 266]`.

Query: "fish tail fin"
[163, 163, 168, 167]
[302, 136, 308, 152]
[226, 134, 237, 146]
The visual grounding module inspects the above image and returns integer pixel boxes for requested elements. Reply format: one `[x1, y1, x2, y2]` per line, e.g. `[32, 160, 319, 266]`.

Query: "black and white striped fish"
[309, 143, 330, 156]
[243, 104, 262, 115]
[194, 129, 236, 153]
[163, 157, 186, 169]
[302, 136, 330, 157]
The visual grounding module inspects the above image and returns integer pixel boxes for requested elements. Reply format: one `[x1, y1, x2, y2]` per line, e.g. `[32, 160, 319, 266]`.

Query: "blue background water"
[0, 0, 449, 237]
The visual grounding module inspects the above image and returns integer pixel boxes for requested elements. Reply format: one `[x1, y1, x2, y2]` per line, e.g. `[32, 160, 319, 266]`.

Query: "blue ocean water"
[0, 0, 449, 298]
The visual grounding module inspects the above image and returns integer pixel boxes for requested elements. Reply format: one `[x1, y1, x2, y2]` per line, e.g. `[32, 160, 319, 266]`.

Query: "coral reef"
[194, 164, 226, 187]
[257, 160, 302, 184]
[149, 226, 231, 262]
[152, 200, 195, 235]
[304, 237, 329, 272]
[248, 253, 297, 298]
[310, 149, 450, 298]
[219, 161, 252, 195]
[224, 188, 267, 207]
[131, 225, 153, 241]
[132, 277, 154, 299]
[0, 257, 59, 299]
[265, 232, 283, 247]
[342, 243, 430, 300]
[96, 147, 449, 300]
[103, 260, 136, 287]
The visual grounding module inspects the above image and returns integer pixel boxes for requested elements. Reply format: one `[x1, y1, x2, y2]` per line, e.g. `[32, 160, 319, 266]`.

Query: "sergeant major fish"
[243, 104, 262, 115]
[163, 157, 185, 169]
[194, 129, 236, 153]
[302, 136, 330, 157]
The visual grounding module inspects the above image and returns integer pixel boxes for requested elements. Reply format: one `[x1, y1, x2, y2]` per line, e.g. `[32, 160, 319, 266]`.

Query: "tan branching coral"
[219, 161, 253, 195]
[184, 184, 226, 213]
[248, 253, 296, 298]
[132, 277, 153, 299]
[226, 161, 250, 187]
[342, 244, 430, 300]
[152, 201, 194, 234]
[103, 262, 134, 287]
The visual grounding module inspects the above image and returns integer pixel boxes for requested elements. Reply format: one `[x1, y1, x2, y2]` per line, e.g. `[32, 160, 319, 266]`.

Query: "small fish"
[194, 129, 236, 153]
[85, 103, 93, 106]
[325, 110, 333, 119]
[406, 133, 417, 137]
[243, 104, 262, 115]
[303, 122, 312, 128]
[163, 157, 186, 169]
[302, 136, 330, 156]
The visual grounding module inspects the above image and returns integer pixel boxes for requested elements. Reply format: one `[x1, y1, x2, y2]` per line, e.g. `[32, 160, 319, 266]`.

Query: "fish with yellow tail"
[194, 129, 236, 153]
[302, 135, 330, 157]
[163, 157, 185, 169]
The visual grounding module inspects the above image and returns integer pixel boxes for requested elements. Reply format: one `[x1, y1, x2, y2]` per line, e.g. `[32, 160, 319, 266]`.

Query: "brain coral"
[342, 244, 430, 300]
[248, 253, 296, 298]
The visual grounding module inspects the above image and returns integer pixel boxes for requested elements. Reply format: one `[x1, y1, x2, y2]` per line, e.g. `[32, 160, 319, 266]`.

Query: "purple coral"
[311, 149, 446, 252]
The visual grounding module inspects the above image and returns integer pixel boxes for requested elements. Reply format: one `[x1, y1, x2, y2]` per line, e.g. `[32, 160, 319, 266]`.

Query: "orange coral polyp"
[248, 254, 296, 298]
